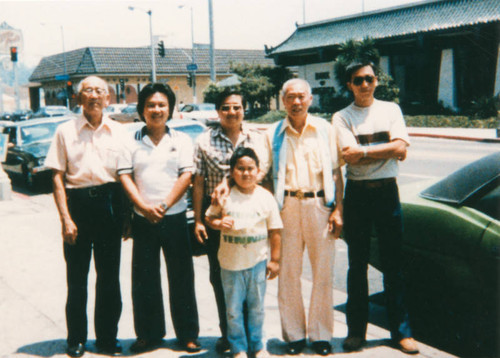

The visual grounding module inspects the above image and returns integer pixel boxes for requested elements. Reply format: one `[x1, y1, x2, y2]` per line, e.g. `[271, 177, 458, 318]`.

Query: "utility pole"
[208, 0, 216, 82]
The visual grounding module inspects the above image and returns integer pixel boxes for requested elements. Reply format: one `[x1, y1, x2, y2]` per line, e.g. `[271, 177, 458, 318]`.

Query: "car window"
[467, 180, 500, 220]
[20, 122, 62, 145]
[174, 124, 205, 142]
[198, 104, 215, 111]
[180, 105, 195, 112]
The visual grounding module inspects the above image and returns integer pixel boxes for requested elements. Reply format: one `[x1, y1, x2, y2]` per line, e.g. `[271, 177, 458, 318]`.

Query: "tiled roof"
[29, 47, 273, 82]
[267, 0, 500, 56]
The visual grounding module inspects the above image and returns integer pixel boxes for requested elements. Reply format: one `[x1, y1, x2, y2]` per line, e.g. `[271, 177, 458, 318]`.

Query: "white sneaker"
[233, 352, 247, 358]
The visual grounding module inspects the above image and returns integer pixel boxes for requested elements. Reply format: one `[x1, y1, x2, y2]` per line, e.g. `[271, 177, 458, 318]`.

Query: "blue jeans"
[344, 179, 412, 341]
[221, 260, 267, 354]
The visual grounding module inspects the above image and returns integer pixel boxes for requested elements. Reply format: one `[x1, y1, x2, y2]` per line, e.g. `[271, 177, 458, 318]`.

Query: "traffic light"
[10, 47, 18, 62]
[67, 81, 74, 98]
[119, 79, 125, 91]
[187, 73, 193, 87]
[158, 40, 165, 57]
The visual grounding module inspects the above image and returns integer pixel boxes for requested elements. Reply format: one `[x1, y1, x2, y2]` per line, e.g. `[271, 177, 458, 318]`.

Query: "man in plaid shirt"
[193, 88, 268, 352]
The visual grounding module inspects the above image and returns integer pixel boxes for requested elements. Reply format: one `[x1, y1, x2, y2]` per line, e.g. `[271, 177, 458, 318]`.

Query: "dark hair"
[345, 61, 378, 84]
[229, 147, 259, 170]
[215, 88, 247, 110]
[137, 83, 176, 121]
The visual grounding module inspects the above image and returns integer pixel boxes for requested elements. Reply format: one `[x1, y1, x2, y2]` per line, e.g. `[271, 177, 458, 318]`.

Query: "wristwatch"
[160, 202, 169, 211]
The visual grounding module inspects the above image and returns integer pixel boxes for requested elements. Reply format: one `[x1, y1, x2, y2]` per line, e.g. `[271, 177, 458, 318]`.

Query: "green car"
[369, 151, 499, 354]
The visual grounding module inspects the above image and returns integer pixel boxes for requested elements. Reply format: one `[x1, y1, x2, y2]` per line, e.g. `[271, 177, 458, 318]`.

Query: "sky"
[0, 0, 425, 67]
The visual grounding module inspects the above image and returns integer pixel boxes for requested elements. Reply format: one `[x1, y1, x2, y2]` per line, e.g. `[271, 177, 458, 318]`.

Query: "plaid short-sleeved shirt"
[194, 123, 268, 195]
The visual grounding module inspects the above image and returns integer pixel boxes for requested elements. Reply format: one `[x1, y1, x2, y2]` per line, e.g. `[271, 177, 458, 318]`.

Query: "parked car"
[109, 103, 140, 123]
[369, 152, 499, 351]
[0, 116, 73, 188]
[179, 103, 218, 126]
[1, 109, 33, 122]
[106, 103, 128, 114]
[31, 105, 73, 119]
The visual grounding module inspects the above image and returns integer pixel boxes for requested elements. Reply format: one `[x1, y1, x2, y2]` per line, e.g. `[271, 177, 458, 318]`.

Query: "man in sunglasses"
[332, 61, 418, 355]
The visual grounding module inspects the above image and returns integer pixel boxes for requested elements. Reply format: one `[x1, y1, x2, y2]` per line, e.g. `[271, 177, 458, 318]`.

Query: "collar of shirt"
[211, 122, 251, 142]
[280, 114, 317, 136]
[76, 113, 113, 134]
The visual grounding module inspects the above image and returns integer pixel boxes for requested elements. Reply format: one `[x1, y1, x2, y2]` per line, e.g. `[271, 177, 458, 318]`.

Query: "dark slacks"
[202, 196, 228, 338]
[131, 212, 199, 341]
[343, 179, 412, 341]
[65, 183, 124, 346]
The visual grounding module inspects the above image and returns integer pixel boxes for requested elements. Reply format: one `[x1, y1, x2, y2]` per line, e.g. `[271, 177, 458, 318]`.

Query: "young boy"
[206, 147, 282, 358]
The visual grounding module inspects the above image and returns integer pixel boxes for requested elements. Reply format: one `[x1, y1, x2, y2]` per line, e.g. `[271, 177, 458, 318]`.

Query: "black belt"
[349, 178, 396, 189]
[67, 182, 119, 199]
[284, 189, 324, 199]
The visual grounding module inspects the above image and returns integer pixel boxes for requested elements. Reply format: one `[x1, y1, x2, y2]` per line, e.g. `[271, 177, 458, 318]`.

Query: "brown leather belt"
[284, 189, 325, 199]
[349, 177, 396, 189]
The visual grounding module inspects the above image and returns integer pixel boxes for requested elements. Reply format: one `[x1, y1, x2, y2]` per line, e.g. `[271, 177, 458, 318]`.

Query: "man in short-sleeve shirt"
[332, 61, 418, 355]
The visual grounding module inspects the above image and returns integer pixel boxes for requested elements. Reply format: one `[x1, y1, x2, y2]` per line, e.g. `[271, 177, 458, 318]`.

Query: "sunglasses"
[351, 75, 375, 86]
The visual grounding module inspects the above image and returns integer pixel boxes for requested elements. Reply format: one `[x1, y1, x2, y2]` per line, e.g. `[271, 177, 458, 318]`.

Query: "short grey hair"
[76, 76, 109, 94]
[281, 78, 312, 97]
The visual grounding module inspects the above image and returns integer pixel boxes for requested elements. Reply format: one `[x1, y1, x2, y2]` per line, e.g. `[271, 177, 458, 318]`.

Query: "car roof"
[420, 151, 500, 206]
[0, 116, 73, 128]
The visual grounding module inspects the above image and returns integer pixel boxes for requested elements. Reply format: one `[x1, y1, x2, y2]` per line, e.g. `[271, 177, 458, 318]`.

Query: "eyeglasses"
[351, 75, 375, 86]
[220, 105, 242, 112]
[81, 87, 107, 95]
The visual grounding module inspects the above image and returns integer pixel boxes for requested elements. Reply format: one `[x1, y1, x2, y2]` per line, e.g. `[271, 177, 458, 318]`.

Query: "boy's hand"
[266, 260, 279, 280]
[220, 216, 234, 230]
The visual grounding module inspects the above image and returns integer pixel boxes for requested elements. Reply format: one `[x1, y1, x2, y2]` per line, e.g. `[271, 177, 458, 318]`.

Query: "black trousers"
[202, 196, 228, 338]
[343, 179, 412, 341]
[131, 212, 199, 341]
[65, 183, 124, 346]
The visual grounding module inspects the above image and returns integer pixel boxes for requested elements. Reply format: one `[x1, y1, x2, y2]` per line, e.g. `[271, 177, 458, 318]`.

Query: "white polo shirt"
[118, 126, 194, 216]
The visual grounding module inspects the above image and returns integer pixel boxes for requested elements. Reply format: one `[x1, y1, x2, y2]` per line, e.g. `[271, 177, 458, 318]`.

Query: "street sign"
[55, 74, 70, 81]
[186, 63, 198, 71]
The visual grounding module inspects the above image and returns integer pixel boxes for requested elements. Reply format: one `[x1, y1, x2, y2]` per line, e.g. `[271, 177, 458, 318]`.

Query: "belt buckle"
[88, 187, 99, 198]
[295, 190, 304, 200]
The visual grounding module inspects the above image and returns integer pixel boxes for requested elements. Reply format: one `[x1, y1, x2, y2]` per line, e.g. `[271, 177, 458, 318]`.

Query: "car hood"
[15, 141, 51, 159]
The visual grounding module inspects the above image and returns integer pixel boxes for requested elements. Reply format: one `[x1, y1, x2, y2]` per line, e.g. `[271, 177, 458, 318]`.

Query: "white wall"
[437, 48, 457, 111]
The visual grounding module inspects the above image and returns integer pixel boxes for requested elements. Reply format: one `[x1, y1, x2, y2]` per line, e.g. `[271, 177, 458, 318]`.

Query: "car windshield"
[174, 124, 205, 142]
[20, 122, 63, 145]
[420, 152, 500, 218]
[197, 103, 215, 111]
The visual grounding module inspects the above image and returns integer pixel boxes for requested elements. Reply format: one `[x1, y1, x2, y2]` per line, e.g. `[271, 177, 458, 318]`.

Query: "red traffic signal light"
[10, 47, 18, 62]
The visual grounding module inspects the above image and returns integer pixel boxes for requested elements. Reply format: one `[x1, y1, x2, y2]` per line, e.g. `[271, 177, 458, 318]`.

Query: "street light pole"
[60, 25, 69, 108]
[129, 6, 156, 82]
[208, 0, 216, 82]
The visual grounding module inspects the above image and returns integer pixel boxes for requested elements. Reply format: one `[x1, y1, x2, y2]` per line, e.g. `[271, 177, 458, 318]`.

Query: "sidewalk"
[0, 190, 456, 358]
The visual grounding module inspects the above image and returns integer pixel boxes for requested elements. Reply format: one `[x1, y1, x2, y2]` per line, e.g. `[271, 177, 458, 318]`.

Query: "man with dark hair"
[46, 76, 126, 357]
[192, 89, 267, 352]
[332, 61, 419, 354]
[119, 83, 200, 354]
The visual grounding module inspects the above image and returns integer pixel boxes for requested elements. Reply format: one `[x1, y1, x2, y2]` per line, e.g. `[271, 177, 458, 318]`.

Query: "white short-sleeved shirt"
[206, 186, 283, 271]
[332, 99, 410, 180]
[118, 126, 194, 216]
[45, 115, 126, 188]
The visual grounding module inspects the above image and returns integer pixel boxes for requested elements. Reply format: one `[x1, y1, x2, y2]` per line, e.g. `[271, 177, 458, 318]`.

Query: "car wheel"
[22, 165, 35, 190]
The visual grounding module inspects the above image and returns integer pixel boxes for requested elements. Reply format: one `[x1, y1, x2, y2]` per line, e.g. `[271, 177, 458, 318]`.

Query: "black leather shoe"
[66, 343, 85, 357]
[129, 338, 162, 353]
[342, 336, 365, 352]
[312, 341, 331, 356]
[286, 339, 306, 355]
[215, 337, 230, 352]
[179, 339, 202, 353]
[96, 340, 122, 356]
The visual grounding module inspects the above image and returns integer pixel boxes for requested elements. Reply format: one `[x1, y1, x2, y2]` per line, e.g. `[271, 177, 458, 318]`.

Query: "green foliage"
[333, 38, 380, 93]
[374, 71, 400, 103]
[465, 95, 499, 119]
[332, 38, 400, 103]
[403, 115, 498, 128]
[203, 83, 223, 104]
[251, 110, 287, 123]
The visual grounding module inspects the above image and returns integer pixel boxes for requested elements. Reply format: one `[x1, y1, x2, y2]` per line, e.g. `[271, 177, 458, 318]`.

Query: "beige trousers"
[278, 196, 335, 342]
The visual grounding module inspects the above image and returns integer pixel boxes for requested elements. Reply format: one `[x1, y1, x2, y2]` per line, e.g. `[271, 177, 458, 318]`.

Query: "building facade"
[29, 46, 274, 110]
[265, 0, 500, 113]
